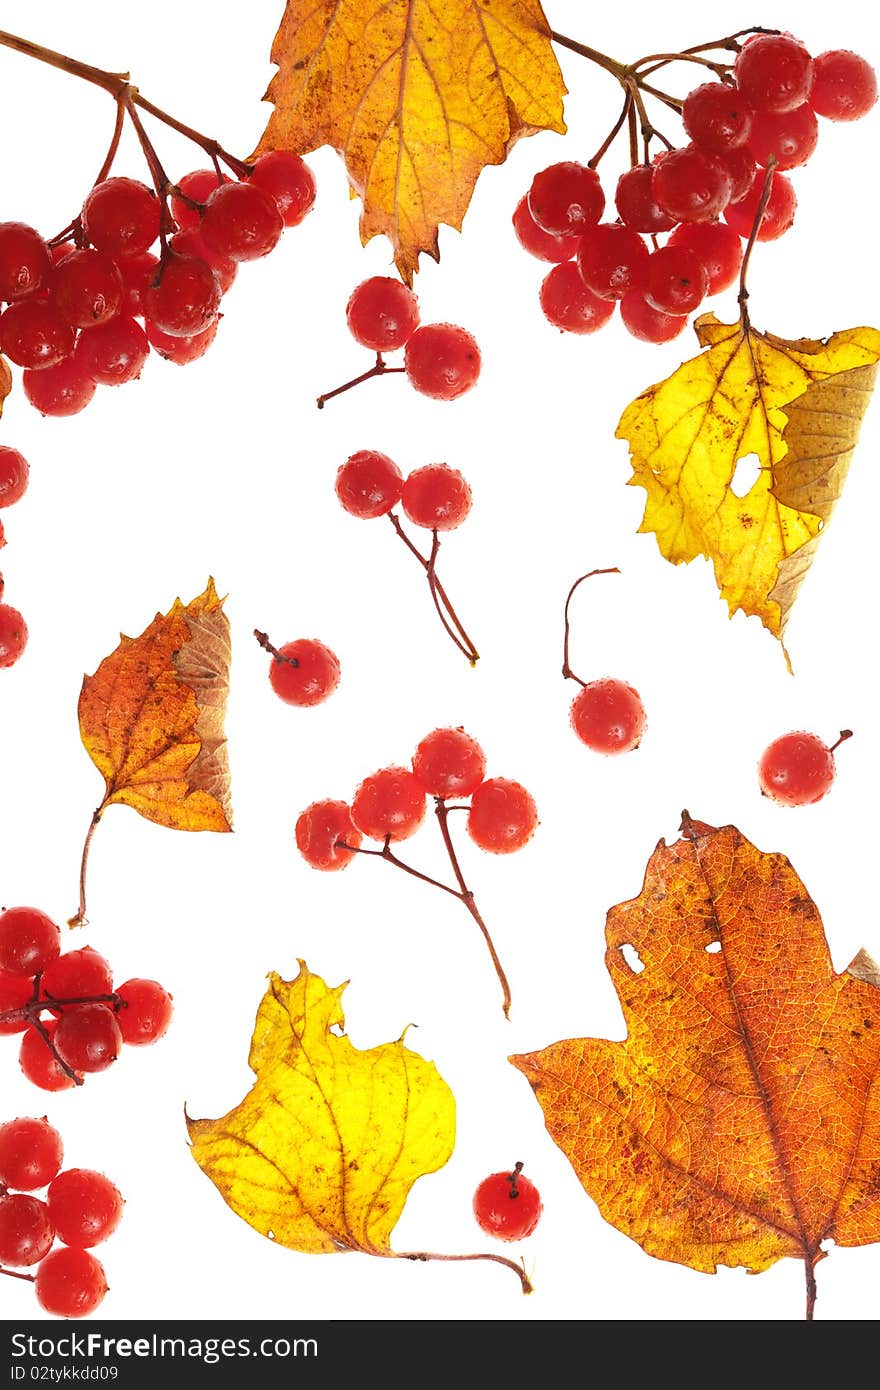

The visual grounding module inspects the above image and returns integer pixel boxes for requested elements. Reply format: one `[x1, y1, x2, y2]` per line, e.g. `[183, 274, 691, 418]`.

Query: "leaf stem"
[68, 807, 104, 929]
[396, 1249, 532, 1294]
[738, 156, 778, 331]
[562, 568, 621, 687]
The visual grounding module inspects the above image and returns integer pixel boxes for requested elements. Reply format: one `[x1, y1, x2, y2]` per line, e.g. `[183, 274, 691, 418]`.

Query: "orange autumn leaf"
[510, 814, 880, 1319]
[253, 0, 567, 282]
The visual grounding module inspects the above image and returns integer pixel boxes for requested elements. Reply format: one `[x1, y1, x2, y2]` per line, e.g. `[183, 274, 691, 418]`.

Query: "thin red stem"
[0, 986, 124, 1086]
[254, 629, 298, 667]
[0, 1266, 36, 1284]
[829, 729, 853, 755]
[589, 92, 632, 169]
[387, 514, 480, 664]
[562, 568, 621, 686]
[316, 354, 405, 409]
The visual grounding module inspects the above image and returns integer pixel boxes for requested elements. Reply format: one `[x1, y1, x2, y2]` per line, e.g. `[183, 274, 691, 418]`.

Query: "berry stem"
[339, 837, 465, 901]
[316, 353, 405, 409]
[0, 981, 124, 1086]
[387, 515, 480, 665]
[254, 629, 299, 668]
[589, 92, 632, 169]
[395, 1249, 532, 1294]
[562, 568, 621, 686]
[0, 1266, 36, 1284]
[68, 806, 104, 929]
[829, 729, 853, 754]
[738, 156, 778, 331]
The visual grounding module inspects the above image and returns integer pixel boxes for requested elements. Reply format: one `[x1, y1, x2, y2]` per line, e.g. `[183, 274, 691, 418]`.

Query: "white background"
[1, 0, 879, 1326]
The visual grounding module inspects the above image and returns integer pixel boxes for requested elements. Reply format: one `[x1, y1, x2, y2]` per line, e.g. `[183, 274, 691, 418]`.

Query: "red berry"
[201, 181, 284, 261]
[723, 168, 797, 240]
[0, 223, 51, 300]
[0, 906, 61, 978]
[401, 464, 471, 531]
[0, 1193, 54, 1265]
[570, 678, 647, 754]
[0, 447, 29, 508]
[142, 254, 221, 337]
[295, 799, 363, 871]
[576, 224, 650, 301]
[81, 177, 161, 258]
[0, 971, 33, 1035]
[734, 34, 814, 115]
[0, 603, 28, 666]
[144, 317, 219, 364]
[528, 162, 605, 236]
[539, 262, 616, 334]
[115, 979, 174, 1046]
[467, 778, 538, 854]
[0, 299, 75, 369]
[23, 358, 97, 417]
[645, 245, 708, 316]
[40, 947, 113, 1005]
[52, 249, 123, 327]
[19, 1023, 78, 1092]
[35, 1246, 108, 1318]
[412, 727, 487, 798]
[345, 276, 420, 352]
[809, 50, 878, 121]
[248, 150, 316, 227]
[48, 1169, 124, 1247]
[74, 315, 150, 386]
[352, 767, 427, 842]
[652, 146, 732, 223]
[748, 103, 819, 169]
[614, 165, 677, 233]
[714, 145, 759, 204]
[404, 324, 481, 401]
[117, 250, 159, 317]
[54, 1004, 123, 1074]
[169, 228, 237, 296]
[265, 637, 341, 707]
[335, 450, 404, 519]
[0, 1117, 64, 1190]
[668, 221, 743, 295]
[682, 81, 754, 152]
[171, 169, 225, 232]
[472, 1163, 542, 1241]
[512, 194, 578, 261]
[619, 290, 688, 344]
[758, 730, 842, 806]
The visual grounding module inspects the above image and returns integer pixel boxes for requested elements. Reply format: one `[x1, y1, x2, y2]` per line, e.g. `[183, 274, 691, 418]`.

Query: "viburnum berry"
[539, 262, 616, 334]
[0, 972, 33, 1034]
[668, 221, 743, 295]
[74, 316, 150, 386]
[81, 176, 161, 258]
[142, 254, 221, 337]
[808, 50, 878, 121]
[652, 146, 732, 223]
[619, 289, 687, 344]
[472, 1162, 543, 1241]
[52, 249, 123, 328]
[345, 277, 420, 352]
[263, 636, 341, 707]
[248, 150, 316, 226]
[352, 767, 427, 842]
[404, 324, 481, 401]
[645, 245, 708, 316]
[295, 799, 363, 871]
[724, 168, 797, 241]
[47, 1169, 124, 1248]
[144, 318, 219, 365]
[748, 103, 819, 170]
[115, 979, 174, 1046]
[40, 947, 113, 1005]
[570, 678, 647, 754]
[576, 223, 650, 301]
[335, 450, 404, 519]
[0, 907, 61, 978]
[0, 299, 75, 369]
[614, 165, 677, 233]
[512, 194, 578, 261]
[53, 1004, 123, 1075]
[200, 181, 284, 261]
[527, 162, 605, 236]
[22, 358, 97, 417]
[734, 33, 814, 115]
[412, 728, 487, 799]
[171, 169, 225, 232]
[0, 1193, 54, 1266]
[0, 222, 51, 300]
[19, 1022, 78, 1092]
[0, 603, 28, 666]
[467, 778, 538, 854]
[117, 250, 159, 318]
[34, 1246, 108, 1318]
[757, 729, 850, 806]
[0, 447, 29, 507]
[169, 228, 237, 296]
[0, 1117, 64, 1191]
[681, 81, 754, 152]
[401, 464, 471, 531]
[714, 145, 758, 205]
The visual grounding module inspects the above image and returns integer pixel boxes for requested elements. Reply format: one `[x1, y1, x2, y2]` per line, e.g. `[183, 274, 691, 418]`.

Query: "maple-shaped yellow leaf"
[187, 962, 455, 1255]
[616, 315, 880, 651]
[253, 0, 567, 282]
[70, 579, 232, 925]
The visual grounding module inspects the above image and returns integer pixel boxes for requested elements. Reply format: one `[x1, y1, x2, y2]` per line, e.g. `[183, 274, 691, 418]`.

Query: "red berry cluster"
[0, 1116, 121, 1317]
[0, 150, 314, 415]
[472, 1161, 543, 1242]
[296, 729, 538, 1017]
[335, 450, 478, 663]
[516, 36, 877, 343]
[317, 275, 481, 406]
[0, 445, 29, 670]
[0, 905, 173, 1091]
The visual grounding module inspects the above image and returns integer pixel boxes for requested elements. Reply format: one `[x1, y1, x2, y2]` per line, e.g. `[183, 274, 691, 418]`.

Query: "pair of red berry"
[0, 444, 29, 670]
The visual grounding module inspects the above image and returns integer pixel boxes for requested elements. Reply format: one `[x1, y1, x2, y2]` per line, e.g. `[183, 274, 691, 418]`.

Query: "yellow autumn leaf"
[616, 315, 880, 648]
[187, 962, 455, 1255]
[252, 0, 567, 282]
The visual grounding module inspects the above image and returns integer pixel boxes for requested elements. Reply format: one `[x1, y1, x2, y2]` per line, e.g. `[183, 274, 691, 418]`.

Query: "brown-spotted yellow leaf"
[252, 0, 566, 282]
[78, 578, 232, 832]
[187, 962, 455, 1255]
[510, 815, 880, 1305]
[616, 315, 880, 646]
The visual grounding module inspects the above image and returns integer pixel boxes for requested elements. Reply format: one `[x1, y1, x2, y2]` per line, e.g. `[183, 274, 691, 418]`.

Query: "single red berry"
[0, 603, 28, 666]
[352, 767, 427, 842]
[576, 224, 650, 302]
[0, 1117, 64, 1191]
[335, 450, 404, 519]
[200, 181, 284, 261]
[52, 249, 123, 328]
[266, 637, 341, 707]
[809, 50, 878, 121]
[117, 250, 159, 317]
[714, 145, 758, 204]
[652, 146, 732, 223]
[169, 228, 237, 296]
[295, 799, 363, 871]
[0, 906, 61, 978]
[115, 979, 174, 1046]
[0, 1193, 54, 1266]
[40, 947, 113, 1005]
[144, 317, 220, 365]
[345, 276, 420, 352]
[404, 324, 481, 401]
[619, 290, 688, 344]
[472, 1163, 543, 1241]
[467, 778, 538, 854]
[668, 221, 743, 295]
[0, 299, 75, 369]
[734, 33, 814, 114]
[35, 1246, 108, 1318]
[142, 254, 221, 337]
[0, 971, 34, 1035]
[81, 177, 161, 258]
[512, 194, 578, 262]
[748, 103, 819, 169]
[170, 169, 225, 232]
[48, 1169, 124, 1247]
[539, 262, 616, 334]
[0, 447, 29, 508]
[401, 464, 472, 531]
[644, 245, 708, 316]
[0, 223, 51, 300]
[614, 165, 677, 233]
[682, 81, 754, 152]
[19, 1023, 78, 1092]
[412, 727, 487, 799]
[527, 162, 605, 236]
[248, 150, 316, 226]
[723, 168, 797, 241]
[758, 730, 848, 806]
[74, 316, 150, 386]
[22, 358, 97, 417]
[570, 678, 647, 754]
[54, 1004, 123, 1075]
